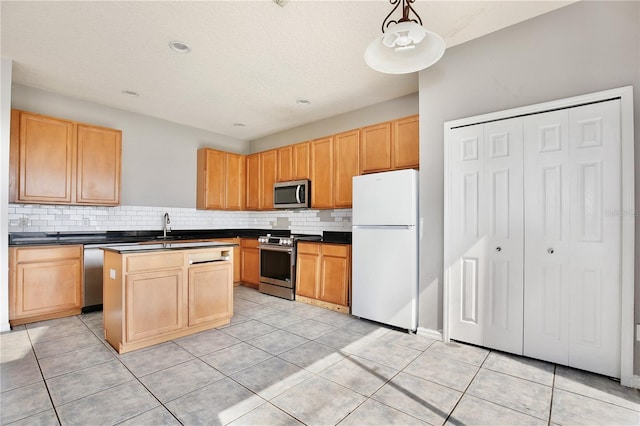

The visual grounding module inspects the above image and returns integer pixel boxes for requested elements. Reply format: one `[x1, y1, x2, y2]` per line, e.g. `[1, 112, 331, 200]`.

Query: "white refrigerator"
[352, 169, 419, 331]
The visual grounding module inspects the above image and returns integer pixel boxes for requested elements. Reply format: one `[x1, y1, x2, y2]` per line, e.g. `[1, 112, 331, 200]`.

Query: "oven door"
[259, 245, 294, 288]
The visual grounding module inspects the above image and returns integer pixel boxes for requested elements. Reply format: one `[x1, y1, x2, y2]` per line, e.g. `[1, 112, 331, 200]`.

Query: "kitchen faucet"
[163, 212, 171, 238]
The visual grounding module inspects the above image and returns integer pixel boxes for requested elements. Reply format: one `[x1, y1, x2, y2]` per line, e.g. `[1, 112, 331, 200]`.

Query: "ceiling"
[1, 1, 574, 141]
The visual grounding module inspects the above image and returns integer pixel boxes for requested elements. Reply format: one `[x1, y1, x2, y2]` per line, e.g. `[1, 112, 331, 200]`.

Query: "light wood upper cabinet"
[393, 115, 419, 169]
[10, 109, 121, 206]
[246, 151, 276, 210]
[360, 115, 419, 174]
[197, 149, 245, 210]
[9, 245, 83, 326]
[292, 142, 310, 180]
[334, 129, 360, 208]
[310, 136, 334, 208]
[76, 124, 121, 205]
[260, 149, 277, 210]
[360, 122, 392, 174]
[245, 153, 260, 210]
[13, 110, 75, 204]
[277, 145, 293, 182]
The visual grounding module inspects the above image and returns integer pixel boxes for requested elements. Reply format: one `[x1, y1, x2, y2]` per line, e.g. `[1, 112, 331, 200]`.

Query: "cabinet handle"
[495, 247, 502, 252]
[547, 248, 554, 254]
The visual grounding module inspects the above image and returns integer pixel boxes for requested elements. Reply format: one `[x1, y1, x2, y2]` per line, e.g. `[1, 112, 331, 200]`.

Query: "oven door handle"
[258, 245, 293, 254]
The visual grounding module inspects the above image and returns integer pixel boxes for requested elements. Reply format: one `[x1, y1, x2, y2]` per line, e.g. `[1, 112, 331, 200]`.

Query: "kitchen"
[2, 1, 640, 425]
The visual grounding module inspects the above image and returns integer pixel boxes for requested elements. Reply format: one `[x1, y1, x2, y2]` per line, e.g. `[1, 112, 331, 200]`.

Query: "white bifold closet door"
[523, 100, 621, 378]
[448, 118, 524, 355]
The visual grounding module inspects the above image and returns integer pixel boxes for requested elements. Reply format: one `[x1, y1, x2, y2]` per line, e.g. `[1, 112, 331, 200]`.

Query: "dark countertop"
[8, 229, 352, 246]
[101, 241, 238, 254]
[8, 229, 291, 246]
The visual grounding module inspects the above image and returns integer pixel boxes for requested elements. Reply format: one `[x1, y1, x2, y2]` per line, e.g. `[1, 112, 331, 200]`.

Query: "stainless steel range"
[258, 233, 321, 300]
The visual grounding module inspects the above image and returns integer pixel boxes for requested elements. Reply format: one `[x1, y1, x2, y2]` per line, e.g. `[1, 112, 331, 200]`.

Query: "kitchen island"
[102, 241, 236, 354]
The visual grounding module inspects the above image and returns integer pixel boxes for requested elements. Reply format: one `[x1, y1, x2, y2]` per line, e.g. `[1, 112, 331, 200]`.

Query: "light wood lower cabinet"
[9, 245, 83, 326]
[240, 238, 260, 288]
[103, 246, 233, 354]
[296, 242, 351, 313]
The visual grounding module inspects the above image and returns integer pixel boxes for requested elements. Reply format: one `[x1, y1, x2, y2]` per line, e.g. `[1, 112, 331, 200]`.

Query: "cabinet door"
[277, 146, 293, 182]
[17, 112, 75, 203]
[76, 124, 121, 205]
[226, 153, 246, 210]
[360, 122, 392, 173]
[125, 269, 184, 342]
[11, 258, 82, 321]
[240, 239, 260, 286]
[319, 246, 350, 307]
[260, 150, 277, 210]
[295, 243, 320, 298]
[246, 153, 260, 210]
[310, 136, 334, 208]
[292, 142, 310, 180]
[188, 262, 232, 326]
[393, 115, 419, 169]
[334, 130, 359, 208]
[197, 149, 226, 210]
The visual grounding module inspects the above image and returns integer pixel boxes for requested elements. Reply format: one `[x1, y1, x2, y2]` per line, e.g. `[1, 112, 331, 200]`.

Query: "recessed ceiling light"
[169, 41, 191, 54]
[233, 123, 246, 127]
[296, 99, 311, 105]
[121, 90, 139, 97]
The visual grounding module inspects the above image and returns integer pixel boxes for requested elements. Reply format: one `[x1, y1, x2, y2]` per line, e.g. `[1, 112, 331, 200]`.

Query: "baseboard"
[416, 327, 443, 341]
[621, 374, 640, 390]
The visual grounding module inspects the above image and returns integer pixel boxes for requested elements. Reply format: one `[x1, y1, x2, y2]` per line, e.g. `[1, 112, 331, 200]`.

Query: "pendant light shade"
[365, 0, 445, 74]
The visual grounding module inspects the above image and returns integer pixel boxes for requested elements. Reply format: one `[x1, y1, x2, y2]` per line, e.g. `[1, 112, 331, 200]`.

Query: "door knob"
[547, 248, 554, 254]
[496, 247, 502, 252]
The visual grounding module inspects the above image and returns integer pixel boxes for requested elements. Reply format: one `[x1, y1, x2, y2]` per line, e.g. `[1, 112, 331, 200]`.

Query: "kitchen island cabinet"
[102, 242, 234, 354]
[9, 245, 83, 326]
[295, 242, 351, 313]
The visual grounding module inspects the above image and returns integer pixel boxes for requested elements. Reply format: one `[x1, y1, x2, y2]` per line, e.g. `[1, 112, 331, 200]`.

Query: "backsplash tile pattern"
[7, 204, 352, 235]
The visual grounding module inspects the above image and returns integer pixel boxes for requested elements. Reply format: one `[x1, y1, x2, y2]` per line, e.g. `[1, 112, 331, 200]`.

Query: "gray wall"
[11, 84, 249, 208]
[251, 93, 418, 152]
[417, 0, 640, 369]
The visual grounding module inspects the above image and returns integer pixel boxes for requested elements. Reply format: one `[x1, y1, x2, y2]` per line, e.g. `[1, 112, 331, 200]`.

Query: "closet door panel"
[523, 110, 571, 365]
[568, 100, 621, 377]
[482, 119, 524, 355]
[448, 124, 485, 346]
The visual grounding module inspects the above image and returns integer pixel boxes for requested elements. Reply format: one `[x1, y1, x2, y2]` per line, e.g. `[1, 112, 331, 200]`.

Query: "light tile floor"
[1, 285, 639, 425]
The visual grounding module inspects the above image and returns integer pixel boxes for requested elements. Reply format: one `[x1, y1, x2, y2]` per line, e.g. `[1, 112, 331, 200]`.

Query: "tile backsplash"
[7, 204, 352, 235]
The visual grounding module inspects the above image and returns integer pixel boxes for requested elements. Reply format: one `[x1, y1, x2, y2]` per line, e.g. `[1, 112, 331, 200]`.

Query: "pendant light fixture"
[364, 0, 445, 74]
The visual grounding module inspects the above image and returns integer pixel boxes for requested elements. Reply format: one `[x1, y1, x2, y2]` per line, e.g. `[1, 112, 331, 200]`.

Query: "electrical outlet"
[82, 218, 90, 226]
[109, 269, 116, 279]
[18, 217, 29, 227]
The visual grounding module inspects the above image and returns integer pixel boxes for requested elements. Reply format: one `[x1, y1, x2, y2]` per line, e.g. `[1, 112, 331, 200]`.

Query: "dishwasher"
[83, 242, 131, 313]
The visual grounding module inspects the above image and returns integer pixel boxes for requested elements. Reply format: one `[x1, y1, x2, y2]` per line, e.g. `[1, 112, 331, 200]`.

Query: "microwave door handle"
[296, 185, 302, 203]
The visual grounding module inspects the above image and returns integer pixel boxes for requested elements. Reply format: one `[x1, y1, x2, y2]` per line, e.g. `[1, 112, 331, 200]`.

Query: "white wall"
[417, 1, 640, 370]
[251, 92, 418, 152]
[11, 84, 250, 208]
[1, 58, 12, 332]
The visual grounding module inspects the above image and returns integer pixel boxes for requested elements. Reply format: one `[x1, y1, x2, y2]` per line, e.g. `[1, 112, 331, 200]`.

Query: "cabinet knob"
[547, 248, 554, 254]
[495, 247, 502, 252]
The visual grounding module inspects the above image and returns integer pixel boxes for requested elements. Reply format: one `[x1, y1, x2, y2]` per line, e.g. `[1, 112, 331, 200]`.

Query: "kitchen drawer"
[297, 242, 320, 255]
[125, 252, 184, 273]
[14, 245, 82, 263]
[240, 238, 258, 249]
[321, 244, 349, 257]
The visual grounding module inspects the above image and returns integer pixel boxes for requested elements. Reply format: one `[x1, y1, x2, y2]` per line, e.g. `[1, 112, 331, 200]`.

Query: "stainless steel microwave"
[273, 179, 310, 209]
